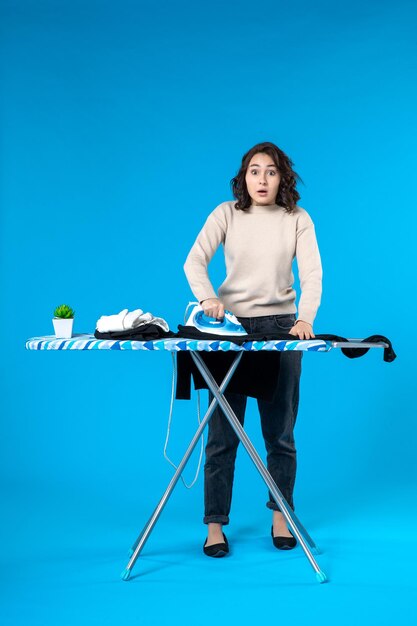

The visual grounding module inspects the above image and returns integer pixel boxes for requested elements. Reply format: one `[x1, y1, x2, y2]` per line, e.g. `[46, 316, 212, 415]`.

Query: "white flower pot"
[52, 317, 74, 338]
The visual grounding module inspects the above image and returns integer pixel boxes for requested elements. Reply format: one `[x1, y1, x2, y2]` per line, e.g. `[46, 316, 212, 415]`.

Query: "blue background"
[1, 0, 416, 624]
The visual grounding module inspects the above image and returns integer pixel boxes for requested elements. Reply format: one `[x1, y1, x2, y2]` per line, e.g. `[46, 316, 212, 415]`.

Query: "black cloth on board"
[173, 325, 396, 400]
[94, 324, 176, 340]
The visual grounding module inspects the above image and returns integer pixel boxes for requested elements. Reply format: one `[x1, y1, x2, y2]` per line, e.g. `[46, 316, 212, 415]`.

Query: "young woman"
[183, 141, 323, 557]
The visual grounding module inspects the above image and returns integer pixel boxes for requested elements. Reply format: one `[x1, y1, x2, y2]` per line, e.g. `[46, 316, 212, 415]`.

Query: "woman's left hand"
[288, 320, 315, 340]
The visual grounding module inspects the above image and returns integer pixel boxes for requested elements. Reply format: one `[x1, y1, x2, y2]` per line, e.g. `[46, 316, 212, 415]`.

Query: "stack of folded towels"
[96, 308, 170, 333]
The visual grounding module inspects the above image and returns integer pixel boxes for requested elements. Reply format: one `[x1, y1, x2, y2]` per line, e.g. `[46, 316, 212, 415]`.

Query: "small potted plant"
[52, 304, 75, 338]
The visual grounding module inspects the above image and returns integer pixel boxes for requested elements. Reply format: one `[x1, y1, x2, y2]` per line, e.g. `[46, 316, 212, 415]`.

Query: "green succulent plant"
[53, 304, 75, 319]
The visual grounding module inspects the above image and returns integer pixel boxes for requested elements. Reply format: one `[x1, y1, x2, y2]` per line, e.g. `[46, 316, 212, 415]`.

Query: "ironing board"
[25, 333, 390, 584]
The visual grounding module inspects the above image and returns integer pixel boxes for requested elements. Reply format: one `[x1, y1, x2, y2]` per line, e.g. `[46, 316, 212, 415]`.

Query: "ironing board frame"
[26, 334, 389, 585]
[122, 348, 328, 584]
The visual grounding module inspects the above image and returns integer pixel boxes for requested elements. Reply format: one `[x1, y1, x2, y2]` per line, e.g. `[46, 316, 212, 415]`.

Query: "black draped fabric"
[175, 350, 282, 401]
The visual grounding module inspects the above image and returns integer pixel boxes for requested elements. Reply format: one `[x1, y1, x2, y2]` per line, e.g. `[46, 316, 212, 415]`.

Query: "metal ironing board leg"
[121, 350, 245, 581]
[189, 351, 328, 584]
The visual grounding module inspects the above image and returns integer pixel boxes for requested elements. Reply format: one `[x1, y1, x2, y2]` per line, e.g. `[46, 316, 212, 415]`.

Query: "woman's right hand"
[200, 298, 225, 320]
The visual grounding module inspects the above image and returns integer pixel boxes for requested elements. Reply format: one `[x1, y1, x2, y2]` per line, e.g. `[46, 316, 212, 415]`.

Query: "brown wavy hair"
[230, 141, 304, 214]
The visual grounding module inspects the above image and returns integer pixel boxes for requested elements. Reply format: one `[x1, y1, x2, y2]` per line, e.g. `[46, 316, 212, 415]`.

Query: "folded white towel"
[96, 308, 170, 333]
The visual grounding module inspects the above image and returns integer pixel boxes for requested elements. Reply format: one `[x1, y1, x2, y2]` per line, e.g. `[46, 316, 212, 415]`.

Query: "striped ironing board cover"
[25, 333, 334, 352]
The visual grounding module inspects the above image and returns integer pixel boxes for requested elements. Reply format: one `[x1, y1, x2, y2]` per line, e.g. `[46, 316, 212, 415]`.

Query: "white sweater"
[183, 200, 323, 326]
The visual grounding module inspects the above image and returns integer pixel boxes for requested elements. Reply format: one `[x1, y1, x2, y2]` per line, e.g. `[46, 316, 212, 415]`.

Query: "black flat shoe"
[203, 532, 229, 557]
[271, 525, 297, 550]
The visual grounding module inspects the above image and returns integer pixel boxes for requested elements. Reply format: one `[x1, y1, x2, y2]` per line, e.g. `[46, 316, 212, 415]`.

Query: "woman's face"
[245, 153, 281, 206]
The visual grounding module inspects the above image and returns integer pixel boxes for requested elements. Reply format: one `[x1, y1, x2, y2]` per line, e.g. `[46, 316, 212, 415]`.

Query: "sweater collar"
[247, 202, 282, 214]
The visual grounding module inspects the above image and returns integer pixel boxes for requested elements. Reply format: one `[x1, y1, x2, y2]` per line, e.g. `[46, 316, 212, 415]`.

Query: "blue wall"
[1, 1, 415, 624]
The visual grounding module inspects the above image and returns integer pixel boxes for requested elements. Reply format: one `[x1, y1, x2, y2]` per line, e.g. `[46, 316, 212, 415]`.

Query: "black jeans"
[203, 313, 302, 525]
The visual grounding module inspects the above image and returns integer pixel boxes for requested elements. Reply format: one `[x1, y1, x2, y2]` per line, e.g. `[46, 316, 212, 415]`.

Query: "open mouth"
[257, 190, 268, 194]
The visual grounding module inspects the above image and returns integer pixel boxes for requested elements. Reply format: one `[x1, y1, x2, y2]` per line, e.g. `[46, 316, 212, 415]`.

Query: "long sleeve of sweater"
[183, 209, 226, 303]
[183, 200, 322, 325]
[294, 213, 323, 325]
